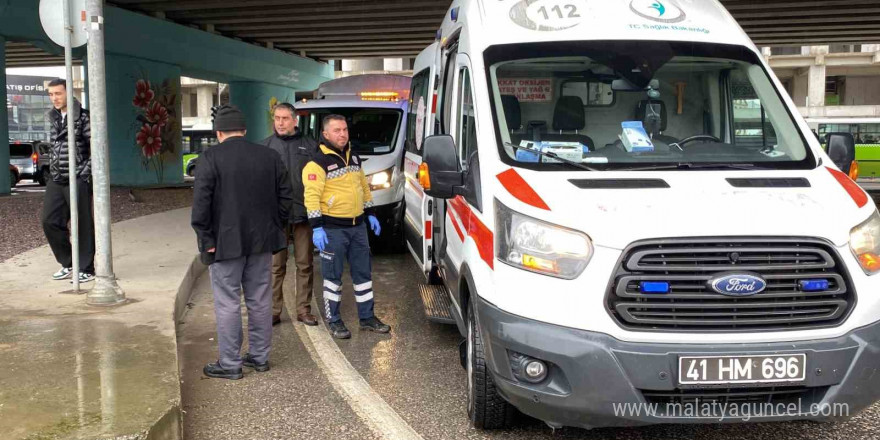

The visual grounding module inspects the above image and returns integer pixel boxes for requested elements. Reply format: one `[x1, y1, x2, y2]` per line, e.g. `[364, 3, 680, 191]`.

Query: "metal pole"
[86, 0, 125, 305]
[63, 0, 80, 293]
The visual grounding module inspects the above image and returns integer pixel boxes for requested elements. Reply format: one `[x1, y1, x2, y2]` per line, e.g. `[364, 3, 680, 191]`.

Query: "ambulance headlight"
[495, 200, 592, 279]
[369, 168, 392, 191]
[850, 210, 880, 275]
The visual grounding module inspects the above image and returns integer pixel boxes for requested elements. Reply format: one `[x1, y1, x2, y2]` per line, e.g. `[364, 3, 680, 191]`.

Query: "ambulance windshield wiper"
[620, 162, 772, 171]
[504, 142, 598, 172]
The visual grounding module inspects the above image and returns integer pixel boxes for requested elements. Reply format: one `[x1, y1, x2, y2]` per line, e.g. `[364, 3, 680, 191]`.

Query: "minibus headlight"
[850, 210, 880, 275]
[369, 169, 392, 191]
[495, 200, 592, 279]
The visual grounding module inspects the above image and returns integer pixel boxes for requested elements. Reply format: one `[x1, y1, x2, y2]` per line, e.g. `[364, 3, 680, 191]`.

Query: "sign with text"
[6, 75, 57, 96]
[498, 78, 554, 102]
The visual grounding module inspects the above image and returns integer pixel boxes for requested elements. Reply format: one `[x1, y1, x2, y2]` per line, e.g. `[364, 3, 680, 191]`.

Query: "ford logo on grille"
[709, 273, 767, 296]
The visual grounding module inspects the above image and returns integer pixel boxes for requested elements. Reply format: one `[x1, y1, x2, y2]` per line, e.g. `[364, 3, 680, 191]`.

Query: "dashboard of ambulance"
[486, 40, 818, 172]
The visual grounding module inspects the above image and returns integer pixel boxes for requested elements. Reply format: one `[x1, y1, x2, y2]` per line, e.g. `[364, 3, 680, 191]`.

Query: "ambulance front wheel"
[466, 295, 514, 429]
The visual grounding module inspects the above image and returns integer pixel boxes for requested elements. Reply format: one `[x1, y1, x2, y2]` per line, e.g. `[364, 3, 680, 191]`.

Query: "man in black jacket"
[191, 105, 293, 380]
[41, 78, 95, 284]
[262, 103, 320, 327]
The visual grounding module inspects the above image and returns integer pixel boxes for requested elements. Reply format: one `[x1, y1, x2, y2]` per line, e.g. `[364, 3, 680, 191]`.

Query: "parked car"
[9, 140, 51, 186]
[9, 164, 19, 188]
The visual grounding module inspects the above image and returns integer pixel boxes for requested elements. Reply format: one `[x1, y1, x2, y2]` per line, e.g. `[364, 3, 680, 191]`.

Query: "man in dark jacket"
[191, 105, 293, 380]
[262, 103, 320, 326]
[41, 78, 95, 284]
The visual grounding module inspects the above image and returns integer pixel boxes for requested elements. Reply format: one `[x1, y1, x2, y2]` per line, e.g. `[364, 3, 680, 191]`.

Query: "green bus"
[182, 127, 218, 177]
[807, 118, 880, 179]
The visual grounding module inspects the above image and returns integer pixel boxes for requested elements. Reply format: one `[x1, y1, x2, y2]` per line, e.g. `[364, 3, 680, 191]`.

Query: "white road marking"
[294, 302, 424, 440]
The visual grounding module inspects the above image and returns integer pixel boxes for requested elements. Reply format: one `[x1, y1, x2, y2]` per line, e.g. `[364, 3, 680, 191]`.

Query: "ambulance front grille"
[606, 238, 855, 332]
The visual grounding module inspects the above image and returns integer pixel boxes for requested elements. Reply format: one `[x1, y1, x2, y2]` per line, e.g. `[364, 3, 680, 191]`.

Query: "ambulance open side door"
[404, 42, 441, 278]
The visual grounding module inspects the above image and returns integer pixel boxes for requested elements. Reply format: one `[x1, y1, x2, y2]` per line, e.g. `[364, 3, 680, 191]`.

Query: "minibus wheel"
[466, 298, 513, 429]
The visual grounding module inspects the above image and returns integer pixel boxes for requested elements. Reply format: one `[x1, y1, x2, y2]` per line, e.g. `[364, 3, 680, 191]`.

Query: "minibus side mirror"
[38, 143, 49, 155]
[826, 133, 856, 174]
[422, 135, 464, 199]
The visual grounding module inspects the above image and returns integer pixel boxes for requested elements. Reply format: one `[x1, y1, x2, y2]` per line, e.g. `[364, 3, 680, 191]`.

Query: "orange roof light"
[360, 91, 400, 102]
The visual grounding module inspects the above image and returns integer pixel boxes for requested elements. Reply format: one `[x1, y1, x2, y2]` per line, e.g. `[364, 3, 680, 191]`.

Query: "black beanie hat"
[212, 104, 247, 132]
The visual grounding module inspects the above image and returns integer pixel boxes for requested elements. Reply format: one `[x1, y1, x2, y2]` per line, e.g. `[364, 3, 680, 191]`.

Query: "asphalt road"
[180, 252, 880, 439]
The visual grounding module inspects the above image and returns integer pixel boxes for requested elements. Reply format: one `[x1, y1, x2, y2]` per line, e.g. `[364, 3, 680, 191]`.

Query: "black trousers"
[42, 178, 95, 273]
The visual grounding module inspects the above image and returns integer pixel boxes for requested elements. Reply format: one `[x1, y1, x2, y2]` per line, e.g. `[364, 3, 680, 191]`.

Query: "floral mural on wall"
[132, 78, 179, 183]
[267, 96, 280, 133]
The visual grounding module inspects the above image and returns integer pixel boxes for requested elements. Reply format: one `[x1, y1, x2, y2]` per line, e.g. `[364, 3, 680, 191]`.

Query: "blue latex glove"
[312, 227, 328, 252]
[368, 215, 381, 236]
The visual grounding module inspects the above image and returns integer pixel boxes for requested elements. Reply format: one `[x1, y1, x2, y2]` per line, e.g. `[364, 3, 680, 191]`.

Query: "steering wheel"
[676, 134, 723, 148]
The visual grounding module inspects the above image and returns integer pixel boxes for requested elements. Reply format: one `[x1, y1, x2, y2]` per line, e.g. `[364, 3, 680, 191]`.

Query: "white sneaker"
[71, 272, 95, 284]
[52, 267, 73, 280]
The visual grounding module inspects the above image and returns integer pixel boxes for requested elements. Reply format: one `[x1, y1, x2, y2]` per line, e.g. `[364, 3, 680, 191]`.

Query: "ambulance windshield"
[485, 41, 816, 171]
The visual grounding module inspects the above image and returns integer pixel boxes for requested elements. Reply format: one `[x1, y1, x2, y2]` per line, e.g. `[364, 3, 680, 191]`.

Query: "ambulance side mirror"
[422, 135, 465, 199]
[826, 133, 856, 174]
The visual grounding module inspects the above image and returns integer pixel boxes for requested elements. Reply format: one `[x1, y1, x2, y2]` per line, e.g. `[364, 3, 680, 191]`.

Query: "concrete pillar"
[0, 36, 9, 195]
[807, 46, 828, 109]
[807, 64, 826, 108]
[197, 86, 213, 120]
[228, 81, 297, 142]
[181, 90, 193, 117]
[104, 52, 183, 186]
[793, 68, 810, 107]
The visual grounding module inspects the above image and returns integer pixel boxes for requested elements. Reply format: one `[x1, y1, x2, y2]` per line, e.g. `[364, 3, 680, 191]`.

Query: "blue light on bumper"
[640, 281, 670, 294]
[800, 279, 830, 292]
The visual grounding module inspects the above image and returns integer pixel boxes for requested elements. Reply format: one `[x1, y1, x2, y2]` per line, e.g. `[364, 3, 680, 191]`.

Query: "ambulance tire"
[466, 296, 514, 429]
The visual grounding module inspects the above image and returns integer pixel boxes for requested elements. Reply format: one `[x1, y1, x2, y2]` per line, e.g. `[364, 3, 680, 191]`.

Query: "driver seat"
[543, 96, 594, 150]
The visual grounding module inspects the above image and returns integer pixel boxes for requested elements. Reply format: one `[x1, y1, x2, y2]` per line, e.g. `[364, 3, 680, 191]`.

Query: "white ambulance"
[404, 0, 880, 430]
[296, 74, 411, 250]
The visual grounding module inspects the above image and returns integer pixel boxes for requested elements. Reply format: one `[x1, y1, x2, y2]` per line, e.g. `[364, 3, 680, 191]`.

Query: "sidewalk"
[0, 208, 202, 440]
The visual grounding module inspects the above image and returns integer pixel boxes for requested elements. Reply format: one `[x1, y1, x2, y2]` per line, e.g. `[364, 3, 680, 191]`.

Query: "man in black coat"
[191, 105, 293, 380]
[262, 103, 320, 327]
[41, 78, 95, 284]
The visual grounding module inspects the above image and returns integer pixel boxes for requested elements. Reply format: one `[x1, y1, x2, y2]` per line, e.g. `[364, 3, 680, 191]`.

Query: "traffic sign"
[39, 0, 88, 48]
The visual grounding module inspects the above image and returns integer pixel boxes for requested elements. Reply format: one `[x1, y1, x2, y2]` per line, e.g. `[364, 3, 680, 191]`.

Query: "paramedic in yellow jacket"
[303, 114, 391, 339]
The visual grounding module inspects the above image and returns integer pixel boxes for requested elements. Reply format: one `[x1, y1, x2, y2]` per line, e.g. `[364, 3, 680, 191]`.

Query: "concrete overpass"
[9, 0, 878, 64]
[106, 0, 880, 59]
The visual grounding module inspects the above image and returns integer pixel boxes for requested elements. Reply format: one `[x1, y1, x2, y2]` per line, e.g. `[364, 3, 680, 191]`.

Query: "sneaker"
[71, 272, 95, 284]
[242, 353, 270, 372]
[52, 267, 72, 281]
[328, 320, 352, 339]
[203, 362, 243, 380]
[359, 316, 391, 334]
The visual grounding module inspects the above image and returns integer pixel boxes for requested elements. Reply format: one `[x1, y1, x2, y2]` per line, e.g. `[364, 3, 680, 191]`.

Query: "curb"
[148, 255, 207, 440]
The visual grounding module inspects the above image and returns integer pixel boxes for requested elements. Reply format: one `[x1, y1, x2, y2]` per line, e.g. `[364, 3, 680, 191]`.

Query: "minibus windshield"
[304, 108, 402, 156]
[485, 41, 816, 171]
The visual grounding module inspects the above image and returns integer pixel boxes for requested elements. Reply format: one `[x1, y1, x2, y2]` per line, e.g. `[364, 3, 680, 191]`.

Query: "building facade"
[767, 44, 880, 144]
